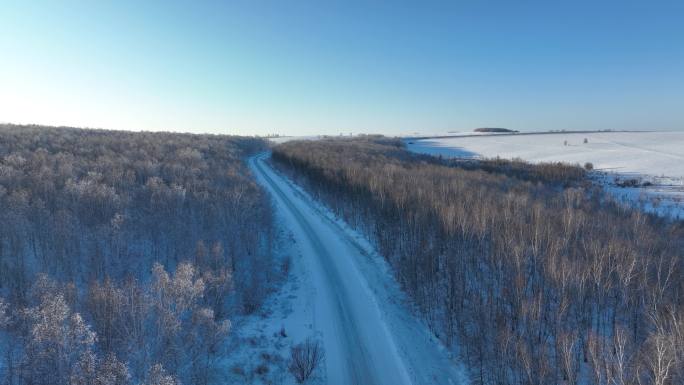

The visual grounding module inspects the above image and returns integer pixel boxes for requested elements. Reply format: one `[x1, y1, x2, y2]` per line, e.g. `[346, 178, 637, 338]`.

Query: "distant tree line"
[272, 138, 683, 385]
[0, 125, 275, 384]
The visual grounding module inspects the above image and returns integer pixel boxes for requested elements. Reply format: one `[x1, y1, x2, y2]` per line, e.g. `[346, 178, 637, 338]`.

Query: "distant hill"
[474, 127, 518, 133]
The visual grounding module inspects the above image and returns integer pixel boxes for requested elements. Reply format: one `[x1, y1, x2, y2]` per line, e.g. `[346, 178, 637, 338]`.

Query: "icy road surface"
[249, 153, 466, 385]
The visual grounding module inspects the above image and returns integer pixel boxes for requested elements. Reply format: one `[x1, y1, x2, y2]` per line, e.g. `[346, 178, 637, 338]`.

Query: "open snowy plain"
[407, 131, 684, 219]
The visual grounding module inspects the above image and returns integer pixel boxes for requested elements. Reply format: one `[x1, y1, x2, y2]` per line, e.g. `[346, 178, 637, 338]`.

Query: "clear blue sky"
[1, 0, 683, 136]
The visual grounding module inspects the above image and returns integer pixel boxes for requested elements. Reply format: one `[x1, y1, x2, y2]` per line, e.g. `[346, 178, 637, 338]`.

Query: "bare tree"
[288, 339, 325, 384]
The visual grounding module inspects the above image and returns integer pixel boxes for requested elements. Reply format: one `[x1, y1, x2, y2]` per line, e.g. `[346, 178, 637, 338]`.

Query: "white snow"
[248, 153, 468, 385]
[407, 131, 684, 177]
[407, 131, 684, 219]
[221, 229, 320, 384]
[267, 135, 355, 144]
[266, 136, 322, 144]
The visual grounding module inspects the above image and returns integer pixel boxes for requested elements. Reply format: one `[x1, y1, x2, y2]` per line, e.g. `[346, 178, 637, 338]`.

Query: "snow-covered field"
[267, 135, 323, 144]
[407, 131, 684, 219]
[241, 153, 467, 385]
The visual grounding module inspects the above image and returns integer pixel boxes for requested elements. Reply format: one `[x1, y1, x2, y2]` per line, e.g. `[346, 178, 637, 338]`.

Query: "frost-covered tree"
[0, 125, 276, 384]
[147, 262, 229, 383]
[71, 352, 131, 385]
[186, 308, 230, 385]
[0, 297, 10, 329]
[145, 364, 180, 385]
[21, 292, 96, 385]
[0, 124, 273, 305]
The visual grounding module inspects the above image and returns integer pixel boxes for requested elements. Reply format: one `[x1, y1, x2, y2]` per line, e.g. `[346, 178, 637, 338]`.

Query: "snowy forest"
[0, 125, 275, 385]
[272, 138, 684, 385]
[2, 126, 682, 385]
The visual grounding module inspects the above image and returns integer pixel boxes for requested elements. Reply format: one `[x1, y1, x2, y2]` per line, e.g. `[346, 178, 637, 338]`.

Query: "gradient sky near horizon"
[1, 1, 683, 136]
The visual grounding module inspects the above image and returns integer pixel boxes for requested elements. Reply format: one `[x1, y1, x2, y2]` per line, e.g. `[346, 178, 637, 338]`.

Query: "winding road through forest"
[249, 153, 466, 385]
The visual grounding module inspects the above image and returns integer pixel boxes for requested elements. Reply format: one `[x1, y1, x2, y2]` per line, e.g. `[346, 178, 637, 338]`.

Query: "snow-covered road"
[249, 153, 466, 385]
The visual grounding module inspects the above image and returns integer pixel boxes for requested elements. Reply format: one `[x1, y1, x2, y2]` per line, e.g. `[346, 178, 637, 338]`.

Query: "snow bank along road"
[249, 153, 466, 385]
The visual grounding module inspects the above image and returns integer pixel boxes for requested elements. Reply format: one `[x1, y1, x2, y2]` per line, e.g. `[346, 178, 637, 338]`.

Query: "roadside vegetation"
[273, 137, 683, 385]
[0, 125, 275, 384]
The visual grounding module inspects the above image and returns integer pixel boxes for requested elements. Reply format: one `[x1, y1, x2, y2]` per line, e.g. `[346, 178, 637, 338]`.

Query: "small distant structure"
[473, 127, 518, 133]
